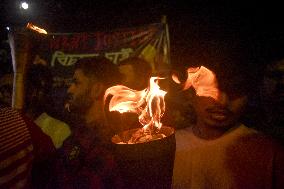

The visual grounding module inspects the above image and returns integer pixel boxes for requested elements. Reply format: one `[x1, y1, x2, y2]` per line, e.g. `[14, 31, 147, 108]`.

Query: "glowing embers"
[26, 23, 47, 34]
[173, 66, 220, 100]
[104, 77, 167, 144]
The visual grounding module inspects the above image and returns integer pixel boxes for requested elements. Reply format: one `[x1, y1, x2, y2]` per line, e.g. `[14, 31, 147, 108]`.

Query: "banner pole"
[161, 15, 167, 24]
[161, 15, 171, 67]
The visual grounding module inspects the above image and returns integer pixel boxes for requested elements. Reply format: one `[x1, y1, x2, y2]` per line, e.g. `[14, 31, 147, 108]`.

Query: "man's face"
[193, 90, 248, 129]
[67, 69, 94, 113]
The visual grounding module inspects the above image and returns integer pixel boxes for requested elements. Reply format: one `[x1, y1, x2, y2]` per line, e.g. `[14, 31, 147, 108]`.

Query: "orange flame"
[173, 66, 220, 100]
[104, 77, 167, 134]
[26, 23, 47, 34]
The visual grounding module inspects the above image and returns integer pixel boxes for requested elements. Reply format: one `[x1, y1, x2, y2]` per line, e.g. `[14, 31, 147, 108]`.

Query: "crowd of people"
[1, 26, 284, 189]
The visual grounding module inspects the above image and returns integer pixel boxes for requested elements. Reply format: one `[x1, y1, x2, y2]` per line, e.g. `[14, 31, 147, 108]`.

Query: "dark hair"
[75, 56, 122, 87]
[26, 64, 53, 93]
[118, 57, 152, 78]
[25, 64, 54, 117]
[180, 32, 262, 97]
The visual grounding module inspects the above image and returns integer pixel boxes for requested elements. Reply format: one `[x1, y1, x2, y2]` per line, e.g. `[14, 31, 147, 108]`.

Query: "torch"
[104, 77, 176, 189]
[8, 23, 47, 110]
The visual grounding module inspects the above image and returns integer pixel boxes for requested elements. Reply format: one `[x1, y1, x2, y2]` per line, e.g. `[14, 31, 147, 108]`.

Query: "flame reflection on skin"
[104, 77, 167, 134]
[173, 66, 220, 100]
[26, 23, 47, 34]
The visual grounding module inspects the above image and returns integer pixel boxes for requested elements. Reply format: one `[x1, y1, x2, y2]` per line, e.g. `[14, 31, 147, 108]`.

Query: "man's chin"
[204, 118, 236, 129]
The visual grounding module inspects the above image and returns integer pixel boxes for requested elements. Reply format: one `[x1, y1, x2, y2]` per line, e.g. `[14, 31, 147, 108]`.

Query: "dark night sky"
[1, 0, 284, 65]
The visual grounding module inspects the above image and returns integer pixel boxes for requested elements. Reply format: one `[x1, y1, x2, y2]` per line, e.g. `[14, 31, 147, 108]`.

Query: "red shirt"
[0, 106, 55, 189]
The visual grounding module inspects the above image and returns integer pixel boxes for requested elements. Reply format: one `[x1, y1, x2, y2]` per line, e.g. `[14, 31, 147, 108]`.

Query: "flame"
[104, 77, 167, 134]
[26, 23, 47, 34]
[171, 74, 181, 84]
[173, 66, 220, 100]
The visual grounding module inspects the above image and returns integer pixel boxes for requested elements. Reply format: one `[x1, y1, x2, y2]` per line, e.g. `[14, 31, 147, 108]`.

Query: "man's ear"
[91, 82, 105, 99]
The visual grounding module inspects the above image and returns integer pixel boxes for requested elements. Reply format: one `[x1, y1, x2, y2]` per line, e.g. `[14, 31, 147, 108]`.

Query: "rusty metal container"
[111, 126, 176, 189]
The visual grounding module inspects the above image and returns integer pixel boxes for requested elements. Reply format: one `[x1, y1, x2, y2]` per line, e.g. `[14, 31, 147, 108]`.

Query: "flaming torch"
[26, 23, 47, 34]
[172, 66, 220, 100]
[105, 77, 168, 143]
[104, 77, 175, 189]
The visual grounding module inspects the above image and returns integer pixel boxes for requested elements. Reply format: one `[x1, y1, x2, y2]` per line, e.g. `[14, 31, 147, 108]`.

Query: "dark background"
[1, 0, 284, 64]
[1, 0, 283, 142]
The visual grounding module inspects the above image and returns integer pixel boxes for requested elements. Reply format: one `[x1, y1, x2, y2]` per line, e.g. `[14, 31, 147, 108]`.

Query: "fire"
[173, 66, 220, 100]
[26, 23, 47, 34]
[104, 77, 167, 136]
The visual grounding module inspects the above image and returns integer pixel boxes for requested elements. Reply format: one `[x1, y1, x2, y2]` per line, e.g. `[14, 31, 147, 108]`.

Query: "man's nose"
[217, 92, 229, 106]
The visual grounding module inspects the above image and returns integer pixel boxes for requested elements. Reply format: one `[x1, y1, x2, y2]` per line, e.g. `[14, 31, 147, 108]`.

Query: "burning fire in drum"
[104, 66, 218, 188]
[104, 77, 176, 188]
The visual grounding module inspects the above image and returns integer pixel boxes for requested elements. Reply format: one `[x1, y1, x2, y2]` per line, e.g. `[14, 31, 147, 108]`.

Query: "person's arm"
[22, 114, 56, 162]
[22, 114, 57, 189]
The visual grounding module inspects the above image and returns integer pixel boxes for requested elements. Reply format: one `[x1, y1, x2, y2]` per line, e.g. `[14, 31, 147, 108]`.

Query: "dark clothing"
[53, 123, 122, 189]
